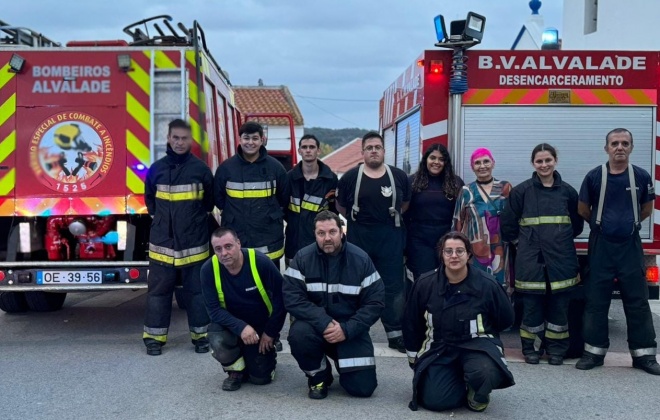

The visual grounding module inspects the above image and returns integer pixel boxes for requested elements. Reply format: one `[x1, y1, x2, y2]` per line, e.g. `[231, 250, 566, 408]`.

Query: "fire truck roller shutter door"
[460, 105, 654, 240]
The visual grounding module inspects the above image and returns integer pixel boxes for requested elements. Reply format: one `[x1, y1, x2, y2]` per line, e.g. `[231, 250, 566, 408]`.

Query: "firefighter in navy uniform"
[201, 227, 286, 391]
[143, 119, 213, 356]
[403, 232, 515, 413]
[283, 211, 385, 399]
[336, 131, 412, 353]
[284, 134, 338, 265]
[576, 128, 660, 375]
[214, 121, 288, 267]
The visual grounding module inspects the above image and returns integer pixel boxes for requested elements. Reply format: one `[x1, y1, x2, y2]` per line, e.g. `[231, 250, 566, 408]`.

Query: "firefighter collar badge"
[29, 111, 113, 193]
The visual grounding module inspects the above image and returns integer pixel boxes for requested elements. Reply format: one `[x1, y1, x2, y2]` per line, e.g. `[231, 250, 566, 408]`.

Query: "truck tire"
[25, 291, 67, 312]
[174, 288, 186, 310]
[0, 292, 29, 313]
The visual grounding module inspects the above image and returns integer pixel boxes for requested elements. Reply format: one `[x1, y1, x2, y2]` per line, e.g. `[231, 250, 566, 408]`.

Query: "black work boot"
[146, 343, 162, 356]
[524, 353, 540, 365]
[193, 337, 210, 354]
[575, 353, 604, 370]
[466, 384, 489, 412]
[388, 336, 406, 353]
[222, 371, 248, 391]
[274, 339, 283, 352]
[308, 374, 333, 400]
[632, 357, 660, 375]
[548, 355, 564, 366]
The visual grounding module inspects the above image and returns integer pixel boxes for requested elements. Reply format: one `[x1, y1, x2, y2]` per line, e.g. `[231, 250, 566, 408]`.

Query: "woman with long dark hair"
[405, 144, 463, 282]
[501, 143, 583, 365]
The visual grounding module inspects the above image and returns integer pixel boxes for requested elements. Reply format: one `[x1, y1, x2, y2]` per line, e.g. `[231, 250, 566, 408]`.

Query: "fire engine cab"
[380, 48, 660, 299]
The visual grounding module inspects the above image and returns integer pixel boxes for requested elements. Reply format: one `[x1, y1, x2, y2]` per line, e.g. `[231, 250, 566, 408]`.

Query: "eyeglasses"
[443, 248, 467, 257]
[363, 145, 383, 152]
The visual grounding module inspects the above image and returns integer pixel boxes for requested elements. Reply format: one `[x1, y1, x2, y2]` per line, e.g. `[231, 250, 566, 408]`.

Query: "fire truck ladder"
[0, 19, 60, 46]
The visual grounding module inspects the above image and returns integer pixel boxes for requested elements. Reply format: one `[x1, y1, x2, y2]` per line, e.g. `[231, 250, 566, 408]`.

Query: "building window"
[584, 0, 598, 34]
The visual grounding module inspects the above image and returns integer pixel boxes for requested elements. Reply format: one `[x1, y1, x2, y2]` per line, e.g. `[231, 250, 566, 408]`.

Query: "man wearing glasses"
[336, 131, 412, 353]
[214, 121, 288, 269]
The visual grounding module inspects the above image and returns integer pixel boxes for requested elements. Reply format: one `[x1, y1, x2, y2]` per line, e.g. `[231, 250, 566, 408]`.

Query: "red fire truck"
[0, 16, 288, 313]
[380, 48, 660, 299]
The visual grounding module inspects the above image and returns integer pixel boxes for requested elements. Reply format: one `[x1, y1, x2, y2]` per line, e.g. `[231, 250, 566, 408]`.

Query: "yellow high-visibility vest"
[211, 248, 273, 315]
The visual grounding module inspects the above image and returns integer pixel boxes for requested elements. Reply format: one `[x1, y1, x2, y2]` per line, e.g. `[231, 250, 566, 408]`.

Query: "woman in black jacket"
[501, 143, 584, 366]
[403, 232, 514, 413]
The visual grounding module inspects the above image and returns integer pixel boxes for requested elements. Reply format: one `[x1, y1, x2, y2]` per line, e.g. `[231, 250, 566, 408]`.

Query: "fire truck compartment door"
[461, 105, 655, 240]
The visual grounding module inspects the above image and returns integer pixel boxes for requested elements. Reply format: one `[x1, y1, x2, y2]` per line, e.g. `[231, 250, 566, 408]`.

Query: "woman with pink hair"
[452, 148, 512, 287]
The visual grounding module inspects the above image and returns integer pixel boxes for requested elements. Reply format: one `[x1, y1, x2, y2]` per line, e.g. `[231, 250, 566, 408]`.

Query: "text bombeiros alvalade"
[31, 65, 112, 94]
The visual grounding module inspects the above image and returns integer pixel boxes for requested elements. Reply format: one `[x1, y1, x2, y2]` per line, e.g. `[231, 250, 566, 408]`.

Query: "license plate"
[36, 271, 102, 285]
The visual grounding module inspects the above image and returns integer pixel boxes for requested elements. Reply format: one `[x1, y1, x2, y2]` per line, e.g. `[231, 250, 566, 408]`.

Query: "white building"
[511, 0, 547, 50]
[562, 0, 660, 50]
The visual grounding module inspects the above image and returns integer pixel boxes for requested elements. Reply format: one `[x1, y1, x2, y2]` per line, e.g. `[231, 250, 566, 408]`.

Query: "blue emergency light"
[542, 28, 560, 49]
[434, 15, 447, 43]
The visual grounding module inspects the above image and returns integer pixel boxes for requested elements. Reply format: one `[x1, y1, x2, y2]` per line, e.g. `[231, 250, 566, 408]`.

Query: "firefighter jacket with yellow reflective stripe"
[402, 266, 515, 409]
[214, 146, 288, 259]
[501, 171, 584, 294]
[284, 160, 338, 259]
[200, 249, 286, 338]
[283, 239, 384, 337]
[145, 146, 214, 267]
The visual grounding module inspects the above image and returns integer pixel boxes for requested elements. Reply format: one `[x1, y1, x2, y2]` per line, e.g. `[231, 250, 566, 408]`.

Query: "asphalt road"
[1, 291, 659, 420]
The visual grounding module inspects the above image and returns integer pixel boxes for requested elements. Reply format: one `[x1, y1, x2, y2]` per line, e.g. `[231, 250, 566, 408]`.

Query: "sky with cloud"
[2, 0, 562, 129]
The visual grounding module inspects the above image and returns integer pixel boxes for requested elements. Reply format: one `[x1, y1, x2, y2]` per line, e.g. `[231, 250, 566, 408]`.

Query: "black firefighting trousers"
[520, 289, 571, 358]
[347, 223, 405, 341]
[143, 261, 209, 346]
[583, 230, 657, 358]
[416, 347, 506, 412]
[288, 319, 377, 397]
[208, 323, 276, 384]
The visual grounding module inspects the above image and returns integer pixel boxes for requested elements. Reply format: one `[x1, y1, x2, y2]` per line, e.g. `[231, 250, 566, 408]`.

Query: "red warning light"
[429, 60, 444, 74]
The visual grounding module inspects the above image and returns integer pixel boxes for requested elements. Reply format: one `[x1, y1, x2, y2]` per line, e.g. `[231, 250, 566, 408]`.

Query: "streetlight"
[432, 11, 486, 176]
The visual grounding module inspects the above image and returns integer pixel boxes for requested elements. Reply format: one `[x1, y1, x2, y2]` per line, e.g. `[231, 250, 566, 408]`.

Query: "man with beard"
[284, 134, 338, 266]
[335, 132, 412, 353]
[284, 211, 384, 399]
[200, 227, 287, 391]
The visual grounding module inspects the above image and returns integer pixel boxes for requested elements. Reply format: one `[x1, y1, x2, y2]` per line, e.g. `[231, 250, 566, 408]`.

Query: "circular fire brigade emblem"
[29, 112, 114, 193]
